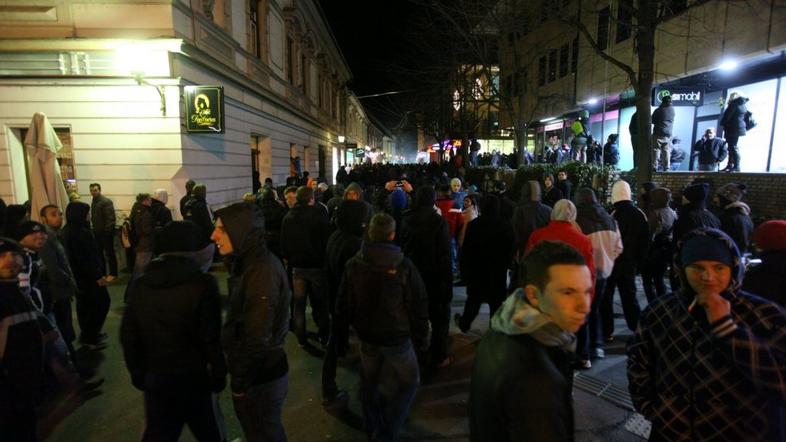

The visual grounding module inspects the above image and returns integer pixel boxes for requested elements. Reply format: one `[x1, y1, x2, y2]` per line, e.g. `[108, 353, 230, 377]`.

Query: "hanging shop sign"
[185, 85, 225, 133]
[652, 86, 705, 107]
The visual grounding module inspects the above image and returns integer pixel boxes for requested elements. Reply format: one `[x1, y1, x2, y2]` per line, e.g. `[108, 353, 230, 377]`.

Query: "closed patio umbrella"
[24, 112, 70, 222]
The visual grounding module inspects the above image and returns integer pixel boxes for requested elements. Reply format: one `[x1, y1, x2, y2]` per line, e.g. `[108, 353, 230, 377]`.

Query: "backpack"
[744, 111, 757, 131]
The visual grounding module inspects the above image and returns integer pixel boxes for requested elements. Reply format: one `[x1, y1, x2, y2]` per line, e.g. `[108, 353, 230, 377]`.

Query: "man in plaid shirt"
[628, 227, 786, 441]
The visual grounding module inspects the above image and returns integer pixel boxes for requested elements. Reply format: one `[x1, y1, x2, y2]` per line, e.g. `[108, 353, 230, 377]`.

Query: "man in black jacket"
[89, 183, 117, 281]
[212, 202, 291, 442]
[182, 184, 215, 272]
[179, 179, 195, 219]
[690, 128, 727, 171]
[280, 186, 331, 347]
[469, 241, 592, 442]
[401, 186, 453, 371]
[121, 221, 226, 441]
[651, 96, 675, 171]
[322, 200, 368, 405]
[336, 213, 428, 442]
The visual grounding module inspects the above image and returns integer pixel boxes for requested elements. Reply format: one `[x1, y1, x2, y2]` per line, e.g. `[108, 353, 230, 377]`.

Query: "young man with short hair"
[469, 241, 593, 441]
[89, 183, 118, 282]
[628, 228, 786, 440]
[40, 204, 63, 231]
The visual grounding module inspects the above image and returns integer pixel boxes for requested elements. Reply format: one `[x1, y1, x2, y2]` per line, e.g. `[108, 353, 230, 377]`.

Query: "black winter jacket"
[719, 202, 754, 253]
[611, 200, 650, 270]
[281, 204, 330, 268]
[743, 251, 786, 306]
[218, 203, 291, 393]
[673, 202, 721, 245]
[401, 206, 452, 303]
[651, 103, 675, 137]
[258, 198, 286, 258]
[0, 280, 44, 408]
[60, 202, 103, 285]
[721, 96, 749, 137]
[511, 181, 552, 256]
[690, 137, 727, 169]
[603, 140, 620, 166]
[91, 194, 116, 235]
[183, 197, 213, 246]
[461, 215, 515, 302]
[470, 330, 574, 442]
[336, 241, 429, 347]
[121, 256, 226, 386]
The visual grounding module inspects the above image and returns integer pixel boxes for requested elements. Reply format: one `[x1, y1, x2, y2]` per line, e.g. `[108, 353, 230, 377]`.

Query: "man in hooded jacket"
[511, 181, 552, 287]
[628, 228, 786, 441]
[715, 183, 754, 254]
[211, 203, 291, 442]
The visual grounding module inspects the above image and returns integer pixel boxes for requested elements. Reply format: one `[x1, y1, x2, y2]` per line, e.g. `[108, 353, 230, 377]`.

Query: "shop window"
[548, 49, 557, 82]
[616, 0, 632, 43]
[596, 7, 610, 51]
[769, 78, 786, 172]
[538, 56, 546, 86]
[696, 90, 723, 118]
[725, 79, 777, 172]
[559, 44, 569, 78]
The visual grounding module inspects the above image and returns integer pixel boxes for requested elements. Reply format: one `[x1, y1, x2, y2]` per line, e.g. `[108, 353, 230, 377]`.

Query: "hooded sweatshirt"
[215, 203, 291, 392]
[610, 181, 650, 268]
[511, 181, 552, 256]
[60, 201, 103, 284]
[628, 227, 786, 441]
[575, 188, 623, 279]
[719, 199, 753, 254]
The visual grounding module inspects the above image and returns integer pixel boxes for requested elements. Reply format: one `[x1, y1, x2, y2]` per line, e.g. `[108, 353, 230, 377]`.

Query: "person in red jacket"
[526, 199, 596, 293]
[435, 183, 463, 277]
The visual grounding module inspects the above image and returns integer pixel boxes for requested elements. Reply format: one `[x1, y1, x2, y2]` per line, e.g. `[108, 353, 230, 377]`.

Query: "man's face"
[0, 251, 23, 279]
[20, 232, 47, 252]
[557, 171, 567, 181]
[345, 191, 360, 201]
[451, 181, 461, 193]
[704, 129, 715, 139]
[43, 208, 63, 229]
[210, 218, 234, 256]
[285, 192, 297, 208]
[544, 177, 553, 188]
[685, 260, 732, 297]
[89, 186, 101, 198]
[526, 264, 592, 333]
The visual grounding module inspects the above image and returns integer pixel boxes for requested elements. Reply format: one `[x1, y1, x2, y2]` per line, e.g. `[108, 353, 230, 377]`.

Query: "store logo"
[652, 86, 704, 107]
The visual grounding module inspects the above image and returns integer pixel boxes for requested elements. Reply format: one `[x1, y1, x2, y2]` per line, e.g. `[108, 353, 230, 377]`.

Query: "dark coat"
[651, 103, 675, 137]
[258, 198, 286, 258]
[719, 203, 754, 253]
[511, 181, 552, 257]
[543, 186, 563, 208]
[179, 193, 192, 219]
[132, 204, 155, 253]
[39, 226, 77, 303]
[603, 140, 620, 166]
[401, 206, 452, 303]
[461, 215, 515, 303]
[0, 280, 44, 408]
[121, 256, 226, 389]
[690, 137, 728, 169]
[91, 194, 116, 234]
[182, 197, 213, 246]
[151, 199, 173, 230]
[280, 204, 330, 268]
[470, 330, 575, 442]
[721, 96, 749, 137]
[742, 251, 786, 306]
[60, 202, 103, 285]
[673, 202, 721, 245]
[611, 200, 650, 270]
[217, 203, 291, 393]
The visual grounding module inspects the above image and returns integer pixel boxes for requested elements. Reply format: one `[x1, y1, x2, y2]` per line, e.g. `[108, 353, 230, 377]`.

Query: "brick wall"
[653, 172, 786, 220]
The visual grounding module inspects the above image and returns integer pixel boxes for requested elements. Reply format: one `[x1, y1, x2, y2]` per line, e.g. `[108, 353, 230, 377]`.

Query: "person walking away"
[89, 183, 117, 282]
[151, 188, 173, 232]
[60, 202, 110, 349]
[574, 188, 623, 363]
[469, 241, 593, 442]
[335, 213, 429, 442]
[627, 227, 786, 441]
[651, 96, 674, 171]
[715, 183, 754, 254]
[211, 202, 291, 442]
[510, 181, 552, 289]
[182, 184, 215, 272]
[322, 200, 368, 406]
[0, 238, 44, 442]
[743, 220, 786, 305]
[720, 91, 752, 172]
[401, 186, 453, 372]
[130, 194, 155, 282]
[689, 128, 727, 171]
[641, 188, 678, 302]
[454, 195, 515, 332]
[256, 187, 287, 259]
[179, 179, 195, 219]
[601, 180, 649, 338]
[122, 221, 227, 441]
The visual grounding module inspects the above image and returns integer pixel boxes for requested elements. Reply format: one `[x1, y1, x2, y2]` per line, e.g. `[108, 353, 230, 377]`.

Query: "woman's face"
[464, 197, 473, 208]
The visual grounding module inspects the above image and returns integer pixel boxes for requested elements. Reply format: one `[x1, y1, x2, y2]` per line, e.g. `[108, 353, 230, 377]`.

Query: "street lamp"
[338, 135, 345, 143]
[719, 60, 738, 71]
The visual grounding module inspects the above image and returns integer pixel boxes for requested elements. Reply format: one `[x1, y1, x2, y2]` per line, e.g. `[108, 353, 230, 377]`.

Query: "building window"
[616, 0, 632, 43]
[596, 7, 610, 51]
[548, 49, 557, 82]
[559, 44, 569, 78]
[300, 54, 307, 94]
[286, 37, 294, 84]
[250, 1, 260, 57]
[571, 37, 578, 73]
[538, 56, 546, 86]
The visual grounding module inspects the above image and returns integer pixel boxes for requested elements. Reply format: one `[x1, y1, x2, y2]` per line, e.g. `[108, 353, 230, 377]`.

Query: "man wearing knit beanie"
[628, 228, 786, 441]
[742, 220, 786, 305]
[715, 182, 754, 253]
[673, 182, 721, 248]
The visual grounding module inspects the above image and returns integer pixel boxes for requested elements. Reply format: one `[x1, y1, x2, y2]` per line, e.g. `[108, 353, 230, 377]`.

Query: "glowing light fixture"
[719, 60, 738, 71]
[587, 98, 599, 105]
[338, 135, 345, 143]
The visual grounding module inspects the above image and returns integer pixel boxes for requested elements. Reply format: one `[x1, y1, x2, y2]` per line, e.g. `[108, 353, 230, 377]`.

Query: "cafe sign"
[652, 86, 704, 107]
[185, 85, 225, 133]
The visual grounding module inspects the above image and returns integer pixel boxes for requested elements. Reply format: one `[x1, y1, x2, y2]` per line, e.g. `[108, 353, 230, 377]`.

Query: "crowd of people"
[2, 159, 786, 442]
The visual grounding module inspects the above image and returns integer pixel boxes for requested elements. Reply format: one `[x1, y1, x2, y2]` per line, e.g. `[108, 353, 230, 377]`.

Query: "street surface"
[42, 267, 647, 442]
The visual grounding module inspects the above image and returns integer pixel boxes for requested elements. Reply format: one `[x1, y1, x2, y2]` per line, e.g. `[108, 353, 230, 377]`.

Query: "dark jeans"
[292, 267, 328, 344]
[576, 277, 607, 359]
[233, 374, 288, 442]
[75, 282, 110, 344]
[360, 340, 420, 442]
[727, 134, 740, 170]
[641, 257, 669, 303]
[142, 373, 225, 442]
[457, 293, 503, 332]
[602, 264, 640, 335]
[95, 230, 118, 277]
[428, 300, 450, 365]
[52, 296, 76, 345]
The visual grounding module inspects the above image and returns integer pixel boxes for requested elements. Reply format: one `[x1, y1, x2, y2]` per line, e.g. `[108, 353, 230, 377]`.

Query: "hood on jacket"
[214, 202, 265, 257]
[724, 201, 751, 217]
[491, 289, 576, 350]
[551, 199, 577, 222]
[674, 227, 743, 300]
[140, 255, 201, 288]
[574, 187, 597, 207]
[359, 241, 404, 268]
[336, 200, 368, 237]
[65, 201, 90, 226]
[414, 186, 436, 208]
[519, 180, 542, 203]
[575, 188, 617, 232]
[650, 188, 672, 209]
[611, 180, 632, 203]
[344, 182, 364, 199]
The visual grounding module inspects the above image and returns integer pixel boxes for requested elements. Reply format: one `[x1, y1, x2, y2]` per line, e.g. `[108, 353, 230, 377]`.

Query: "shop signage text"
[652, 86, 705, 106]
[185, 85, 225, 133]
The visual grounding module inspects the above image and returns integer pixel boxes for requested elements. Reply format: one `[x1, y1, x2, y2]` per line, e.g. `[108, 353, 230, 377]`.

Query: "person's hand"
[402, 180, 413, 193]
[96, 277, 107, 287]
[696, 291, 731, 324]
[384, 180, 396, 191]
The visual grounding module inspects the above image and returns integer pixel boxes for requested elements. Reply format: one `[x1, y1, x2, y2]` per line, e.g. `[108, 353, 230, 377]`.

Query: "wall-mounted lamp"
[719, 60, 738, 71]
[338, 135, 345, 143]
[134, 72, 167, 116]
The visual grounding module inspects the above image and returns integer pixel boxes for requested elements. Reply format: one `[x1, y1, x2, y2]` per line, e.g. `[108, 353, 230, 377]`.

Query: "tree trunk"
[516, 124, 528, 166]
[634, 6, 657, 190]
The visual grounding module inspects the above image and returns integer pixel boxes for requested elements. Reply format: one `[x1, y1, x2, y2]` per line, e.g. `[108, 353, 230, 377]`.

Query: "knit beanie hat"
[753, 220, 786, 252]
[14, 221, 46, 241]
[389, 188, 408, 211]
[716, 183, 747, 203]
[681, 234, 734, 267]
[683, 183, 709, 204]
[0, 237, 23, 255]
[154, 221, 202, 254]
[551, 199, 577, 222]
[611, 180, 632, 203]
